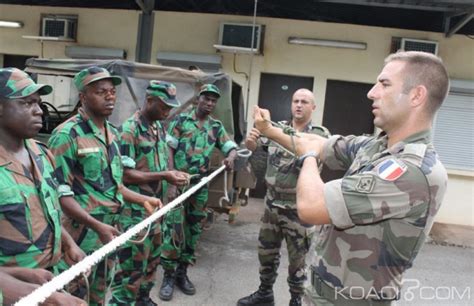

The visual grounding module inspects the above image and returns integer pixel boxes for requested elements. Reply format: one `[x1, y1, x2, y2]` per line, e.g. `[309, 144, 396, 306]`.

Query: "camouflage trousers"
[109, 204, 162, 305]
[160, 185, 208, 270]
[63, 213, 119, 306]
[258, 197, 315, 295]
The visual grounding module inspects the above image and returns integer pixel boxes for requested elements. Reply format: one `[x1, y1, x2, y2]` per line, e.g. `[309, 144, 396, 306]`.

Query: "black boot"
[237, 285, 275, 306]
[289, 293, 302, 306]
[176, 263, 196, 295]
[136, 295, 158, 306]
[159, 269, 175, 301]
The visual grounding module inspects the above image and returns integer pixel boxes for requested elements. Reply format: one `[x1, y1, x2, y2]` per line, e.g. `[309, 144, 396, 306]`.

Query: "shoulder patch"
[356, 175, 376, 193]
[377, 158, 407, 181]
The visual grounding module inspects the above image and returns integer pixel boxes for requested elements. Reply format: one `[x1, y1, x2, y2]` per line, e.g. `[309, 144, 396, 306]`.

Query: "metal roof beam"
[446, 12, 474, 37]
[317, 0, 468, 12]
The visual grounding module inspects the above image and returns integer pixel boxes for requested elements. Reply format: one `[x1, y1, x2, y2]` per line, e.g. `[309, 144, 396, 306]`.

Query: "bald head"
[291, 88, 316, 124]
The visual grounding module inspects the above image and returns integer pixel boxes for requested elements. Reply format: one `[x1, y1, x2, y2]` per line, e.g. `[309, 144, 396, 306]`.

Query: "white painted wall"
[1, 4, 473, 226]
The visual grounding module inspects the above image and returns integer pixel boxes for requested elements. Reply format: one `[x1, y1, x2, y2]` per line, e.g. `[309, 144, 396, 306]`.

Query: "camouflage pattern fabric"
[109, 111, 168, 303]
[0, 139, 62, 269]
[0, 67, 52, 99]
[48, 107, 124, 305]
[167, 107, 237, 175]
[264, 121, 330, 209]
[258, 122, 330, 296]
[48, 107, 124, 218]
[161, 107, 237, 268]
[307, 130, 447, 304]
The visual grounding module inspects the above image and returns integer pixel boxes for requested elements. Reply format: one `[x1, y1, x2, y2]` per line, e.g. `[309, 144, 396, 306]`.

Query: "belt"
[268, 188, 296, 202]
[310, 267, 394, 305]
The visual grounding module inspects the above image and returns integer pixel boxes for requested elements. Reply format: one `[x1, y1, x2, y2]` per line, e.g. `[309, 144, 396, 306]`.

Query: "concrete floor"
[149, 197, 474, 306]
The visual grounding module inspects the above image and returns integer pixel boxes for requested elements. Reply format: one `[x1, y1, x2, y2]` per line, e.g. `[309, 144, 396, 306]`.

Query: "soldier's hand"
[44, 292, 87, 306]
[97, 223, 120, 244]
[245, 128, 260, 151]
[63, 242, 86, 267]
[165, 170, 190, 186]
[143, 198, 163, 215]
[21, 268, 54, 285]
[253, 106, 272, 134]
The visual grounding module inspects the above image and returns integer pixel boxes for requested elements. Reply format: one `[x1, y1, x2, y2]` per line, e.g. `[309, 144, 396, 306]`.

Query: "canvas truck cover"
[25, 58, 235, 136]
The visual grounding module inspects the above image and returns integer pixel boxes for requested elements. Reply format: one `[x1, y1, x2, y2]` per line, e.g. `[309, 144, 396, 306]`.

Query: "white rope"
[14, 165, 227, 306]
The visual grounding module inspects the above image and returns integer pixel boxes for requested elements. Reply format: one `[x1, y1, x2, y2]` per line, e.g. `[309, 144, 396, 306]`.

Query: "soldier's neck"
[292, 118, 310, 132]
[0, 129, 25, 153]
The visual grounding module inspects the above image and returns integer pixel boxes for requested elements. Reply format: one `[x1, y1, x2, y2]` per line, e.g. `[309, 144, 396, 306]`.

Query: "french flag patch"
[377, 159, 407, 181]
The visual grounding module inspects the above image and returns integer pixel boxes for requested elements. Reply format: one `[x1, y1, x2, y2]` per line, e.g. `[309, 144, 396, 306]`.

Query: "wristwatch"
[296, 151, 319, 168]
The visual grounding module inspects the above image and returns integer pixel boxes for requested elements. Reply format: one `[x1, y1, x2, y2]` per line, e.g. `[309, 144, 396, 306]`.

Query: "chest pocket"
[78, 147, 102, 182]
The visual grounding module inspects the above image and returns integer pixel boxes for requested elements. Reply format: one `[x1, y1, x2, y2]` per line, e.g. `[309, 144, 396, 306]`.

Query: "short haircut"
[385, 51, 450, 115]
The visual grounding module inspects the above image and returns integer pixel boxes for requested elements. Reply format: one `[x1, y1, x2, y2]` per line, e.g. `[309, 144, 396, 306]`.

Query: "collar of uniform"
[0, 139, 43, 179]
[286, 120, 313, 133]
[388, 129, 431, 154]
[78, 107, 115, 145]
[188, 107, 210, 128]
[136, 111, 155, 135]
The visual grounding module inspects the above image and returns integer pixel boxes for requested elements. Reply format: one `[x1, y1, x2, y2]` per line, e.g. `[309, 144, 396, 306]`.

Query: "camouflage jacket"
[167, 107, 237, 175]
[48, 107, 124, 217]
[264, 121, 330, 209]
[119, 111, 169, 199]
[314, 130, 447, 300]
[0, 139, 62, 269]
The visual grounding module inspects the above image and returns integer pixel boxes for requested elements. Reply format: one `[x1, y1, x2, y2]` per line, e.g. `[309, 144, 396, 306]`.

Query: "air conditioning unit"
[214, 22, 264, 54]
[400, 38, 438, 55]
[41, 15, 77, 40]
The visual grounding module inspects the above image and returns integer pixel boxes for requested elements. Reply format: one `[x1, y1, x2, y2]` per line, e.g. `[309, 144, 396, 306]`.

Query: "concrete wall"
[1, 4, 473, 226]
[0, 5, 138, 60]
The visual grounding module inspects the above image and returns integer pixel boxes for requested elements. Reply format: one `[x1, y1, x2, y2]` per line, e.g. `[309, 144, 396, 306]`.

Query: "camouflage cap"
[146, 80, 180, 107]
[0, 67, 53, 99]
[73, 66, 122, 91]
[199, 84, 220, 98]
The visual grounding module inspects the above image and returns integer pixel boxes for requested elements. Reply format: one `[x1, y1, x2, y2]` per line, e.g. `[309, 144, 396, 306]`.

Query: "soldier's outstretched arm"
[253, 106, 328, 159]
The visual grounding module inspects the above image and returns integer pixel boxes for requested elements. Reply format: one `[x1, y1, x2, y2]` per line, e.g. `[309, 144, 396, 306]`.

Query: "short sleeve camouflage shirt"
[167, 108, 237, 175]
[119, 111, 169, 198]
[264, 121, 330, 209]
[48, 107, 124, 216]
[0, 139, 62, 269]
[313, 130, 447, 300]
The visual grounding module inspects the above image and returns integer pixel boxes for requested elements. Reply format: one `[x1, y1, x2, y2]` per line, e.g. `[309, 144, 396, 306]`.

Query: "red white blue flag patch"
[377, 159, 407, 181]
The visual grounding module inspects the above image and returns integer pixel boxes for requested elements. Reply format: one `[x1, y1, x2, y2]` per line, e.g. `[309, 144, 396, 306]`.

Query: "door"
[3, 54, 35, 70]
[250, 73, 314, 198]
[321, 80, 374, 181]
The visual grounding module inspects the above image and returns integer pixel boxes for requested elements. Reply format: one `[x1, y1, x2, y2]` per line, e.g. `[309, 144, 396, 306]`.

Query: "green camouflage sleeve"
[323, 135, 371, 171]
[324, 158, 429, 229]
[216, 122, 237, 156]
[47, 132, 77, 197]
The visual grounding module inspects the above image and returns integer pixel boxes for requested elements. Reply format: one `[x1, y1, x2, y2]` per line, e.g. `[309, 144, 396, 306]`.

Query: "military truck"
[25, 58, 256, 222]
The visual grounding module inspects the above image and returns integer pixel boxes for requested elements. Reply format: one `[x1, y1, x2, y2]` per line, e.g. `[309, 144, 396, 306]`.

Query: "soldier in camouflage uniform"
[48, 67, 162, 305]
[0, 68, 86, 305]
[252, 51, 450, 305]
[159, 84, 238, 301]
[109, 81, 190, 306]
[238, 89, 330, 306]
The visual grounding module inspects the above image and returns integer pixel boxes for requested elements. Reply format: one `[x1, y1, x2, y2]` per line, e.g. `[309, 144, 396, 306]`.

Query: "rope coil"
[14, 165, 227, 306]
